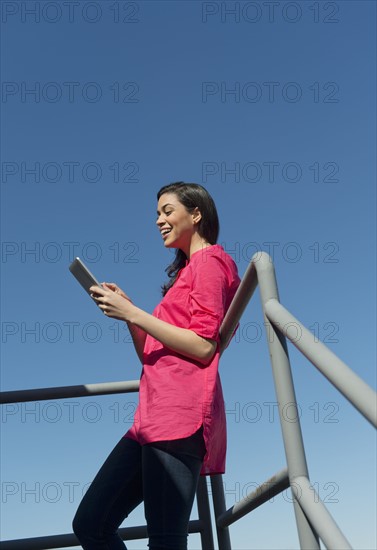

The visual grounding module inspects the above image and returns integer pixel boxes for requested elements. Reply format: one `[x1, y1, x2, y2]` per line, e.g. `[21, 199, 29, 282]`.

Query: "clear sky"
[1, 1, 376, 549]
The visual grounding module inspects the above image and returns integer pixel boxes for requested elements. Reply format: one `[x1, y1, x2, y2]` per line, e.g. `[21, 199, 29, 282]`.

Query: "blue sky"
[1, 1, 376, 548]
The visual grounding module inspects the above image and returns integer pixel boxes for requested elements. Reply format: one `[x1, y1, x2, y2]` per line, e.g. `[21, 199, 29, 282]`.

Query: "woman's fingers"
[89, 283, 131, 301]
[102, 282, 117, 291]
[90, 285, 104, 296]
[103, 283, 131, 301]
[88, 283, 133, 321]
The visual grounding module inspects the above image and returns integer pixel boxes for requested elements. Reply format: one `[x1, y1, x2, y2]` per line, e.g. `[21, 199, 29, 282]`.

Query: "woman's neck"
[186, 235, 212, 259]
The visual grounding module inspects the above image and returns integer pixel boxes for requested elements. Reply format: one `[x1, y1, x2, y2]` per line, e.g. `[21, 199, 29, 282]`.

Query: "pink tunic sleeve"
[125, 244, 240, 475]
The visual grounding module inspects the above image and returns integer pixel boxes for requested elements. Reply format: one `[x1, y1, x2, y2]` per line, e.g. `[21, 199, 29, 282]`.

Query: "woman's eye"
[157, 211, 172, 220]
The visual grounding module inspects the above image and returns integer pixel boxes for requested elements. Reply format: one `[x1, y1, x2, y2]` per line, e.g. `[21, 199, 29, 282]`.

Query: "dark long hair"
[157, 182, 220, 296]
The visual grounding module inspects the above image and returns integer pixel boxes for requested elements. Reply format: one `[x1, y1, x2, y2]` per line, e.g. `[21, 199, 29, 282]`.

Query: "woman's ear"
[192, 207, 202, 225]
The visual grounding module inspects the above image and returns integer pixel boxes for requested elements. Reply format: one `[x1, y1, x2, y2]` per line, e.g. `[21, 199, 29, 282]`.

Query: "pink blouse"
[125, 244, 240, 475]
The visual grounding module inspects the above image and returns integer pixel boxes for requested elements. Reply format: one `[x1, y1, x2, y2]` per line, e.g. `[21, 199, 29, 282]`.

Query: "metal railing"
[1, 252, 376, 550]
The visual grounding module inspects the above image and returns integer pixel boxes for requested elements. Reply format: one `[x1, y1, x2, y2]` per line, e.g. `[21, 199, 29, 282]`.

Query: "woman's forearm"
[126, 322, 147, 364]
[90, 284, 216, 365]
[128, 306, 216, 365]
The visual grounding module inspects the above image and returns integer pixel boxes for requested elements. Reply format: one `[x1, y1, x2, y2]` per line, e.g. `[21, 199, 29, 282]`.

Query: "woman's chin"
[163, 236, 177, 248]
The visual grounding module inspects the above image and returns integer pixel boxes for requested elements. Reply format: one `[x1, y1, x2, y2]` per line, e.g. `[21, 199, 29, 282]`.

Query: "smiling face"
[156, 192, 201, 255]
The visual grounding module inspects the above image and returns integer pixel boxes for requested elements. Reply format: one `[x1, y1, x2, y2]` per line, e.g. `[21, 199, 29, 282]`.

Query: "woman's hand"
[90, 283, 135, 321]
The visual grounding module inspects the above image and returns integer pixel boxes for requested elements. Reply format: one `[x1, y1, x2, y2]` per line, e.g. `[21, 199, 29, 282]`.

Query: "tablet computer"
[69, 257, 103, 295]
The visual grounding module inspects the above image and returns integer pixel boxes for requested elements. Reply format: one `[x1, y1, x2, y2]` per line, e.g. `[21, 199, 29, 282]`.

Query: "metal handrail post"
[253, 252, 320, 550]
[210, 475, 232, 550]
[196, 477, 215, 550]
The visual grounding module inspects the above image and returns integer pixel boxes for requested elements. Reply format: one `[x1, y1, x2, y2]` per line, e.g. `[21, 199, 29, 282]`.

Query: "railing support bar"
[0, 380, 140, 405]
[210, 475, 232, 550]
[254, 252, 320, 550]
[292, 476, 352, 549]
[264, 299, 377, 428]
[217, 468, 289, 528]
[196, 477, 215, 550]
[0, 520, 204, 550]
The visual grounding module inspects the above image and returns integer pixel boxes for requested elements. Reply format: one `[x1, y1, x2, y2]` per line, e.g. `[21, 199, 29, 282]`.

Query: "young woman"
[73, 182, 240, 550]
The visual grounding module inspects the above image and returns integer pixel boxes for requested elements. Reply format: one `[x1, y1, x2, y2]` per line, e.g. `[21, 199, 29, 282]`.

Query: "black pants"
[72, 428, 206, 550]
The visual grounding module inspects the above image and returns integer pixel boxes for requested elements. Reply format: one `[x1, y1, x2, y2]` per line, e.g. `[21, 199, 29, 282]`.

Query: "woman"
[73, 182, 240, 550]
